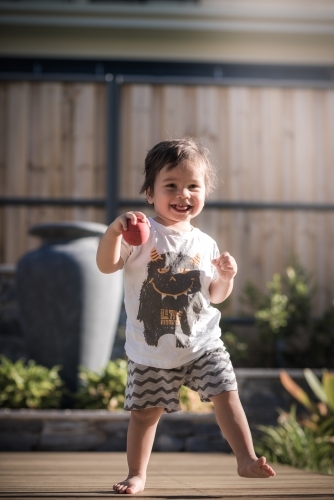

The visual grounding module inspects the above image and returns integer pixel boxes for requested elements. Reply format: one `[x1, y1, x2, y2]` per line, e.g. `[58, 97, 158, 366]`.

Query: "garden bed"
[0, 369, 315, 452]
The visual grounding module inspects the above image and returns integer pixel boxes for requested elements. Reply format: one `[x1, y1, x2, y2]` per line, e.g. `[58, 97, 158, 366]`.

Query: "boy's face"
[146, 160, 206, 230]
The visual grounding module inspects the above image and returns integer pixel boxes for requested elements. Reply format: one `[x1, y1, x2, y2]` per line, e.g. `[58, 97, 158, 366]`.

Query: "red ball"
[122, 220, 150, 246]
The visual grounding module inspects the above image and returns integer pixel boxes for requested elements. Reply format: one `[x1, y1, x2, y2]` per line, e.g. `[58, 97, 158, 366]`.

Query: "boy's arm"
[209, 251, 237, 304]
[96, 211, 149, 274]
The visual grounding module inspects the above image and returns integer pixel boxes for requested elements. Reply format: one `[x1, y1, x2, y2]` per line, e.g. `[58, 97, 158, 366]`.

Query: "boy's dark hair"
[140, 138, 217, 196]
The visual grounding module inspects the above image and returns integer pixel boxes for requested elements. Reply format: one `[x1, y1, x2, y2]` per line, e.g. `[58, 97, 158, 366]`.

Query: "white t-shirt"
[120, 217, 225, 369]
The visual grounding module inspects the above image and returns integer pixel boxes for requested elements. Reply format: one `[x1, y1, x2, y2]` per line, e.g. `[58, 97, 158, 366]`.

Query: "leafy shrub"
[255, 406, 334, 475]
[255, 369, 334, 475]
[75, 359, 127, 410]
[240, 262, 334, 367]
[221, 330, 248, 365]
[280, 369, 334, 428]
[0, 355, 63, 409]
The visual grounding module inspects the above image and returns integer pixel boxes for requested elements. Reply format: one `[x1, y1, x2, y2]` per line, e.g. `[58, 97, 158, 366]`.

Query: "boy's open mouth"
[171, 204, 191, 212]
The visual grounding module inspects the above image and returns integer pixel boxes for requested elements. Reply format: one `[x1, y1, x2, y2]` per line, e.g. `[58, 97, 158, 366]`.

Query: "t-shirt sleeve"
[120, 238, 133, 264]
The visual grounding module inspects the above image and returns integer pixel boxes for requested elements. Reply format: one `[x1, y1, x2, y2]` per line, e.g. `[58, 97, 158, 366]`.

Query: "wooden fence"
[1, 81, 334, 314]
[0, 81, 107, 260]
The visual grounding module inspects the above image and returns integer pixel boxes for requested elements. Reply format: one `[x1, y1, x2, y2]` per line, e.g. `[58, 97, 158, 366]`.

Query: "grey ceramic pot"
[16, 221, 123, 392]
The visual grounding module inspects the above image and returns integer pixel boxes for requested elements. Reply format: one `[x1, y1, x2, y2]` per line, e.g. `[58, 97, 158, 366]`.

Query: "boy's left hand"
[212, 252, 238, 282]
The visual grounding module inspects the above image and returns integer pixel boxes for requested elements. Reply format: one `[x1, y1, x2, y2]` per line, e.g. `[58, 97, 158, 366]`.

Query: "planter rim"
[234, 368, 325, 377]
[29, 221, 107, 241]
[0, 409, 216, 421]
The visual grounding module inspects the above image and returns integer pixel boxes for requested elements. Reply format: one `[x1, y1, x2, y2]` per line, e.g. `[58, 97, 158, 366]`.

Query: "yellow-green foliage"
[75, 359, 127, 410]
[179, 386, 213, 413]
[242, 262, 334, 368]
[280, 369, 334, 426]
[255, 407, 334, 475]
[0, 355, 63, 409]
[256, 369, 334, 475]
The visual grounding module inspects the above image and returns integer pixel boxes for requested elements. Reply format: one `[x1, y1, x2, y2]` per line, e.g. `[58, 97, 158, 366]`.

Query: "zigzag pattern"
[126, 378, 236, 403]
[187, 356, 230, 375]
[125, 398, 180, 411]
[187, 363, 233, 380]
[125, 385, 178, 399]
[189, 366, 234, 382]
[128, 364, 184, 377]
[188, 373, 234, 388]
[126, 375, 184, 388]
[127, 365, 232, 386]
[125, 349, 237, 412]
[187, 378, 237, 393]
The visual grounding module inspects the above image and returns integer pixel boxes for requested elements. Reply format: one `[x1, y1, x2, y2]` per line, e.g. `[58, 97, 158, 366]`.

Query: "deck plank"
[0, 452, 333, 499]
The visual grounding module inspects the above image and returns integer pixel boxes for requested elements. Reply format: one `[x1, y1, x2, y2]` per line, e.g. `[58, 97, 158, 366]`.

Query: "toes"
[257, 456, 267, 467]
[113, 482, 127, 494]
[264, 465, 276, 476]
[126, 487, 136, 494]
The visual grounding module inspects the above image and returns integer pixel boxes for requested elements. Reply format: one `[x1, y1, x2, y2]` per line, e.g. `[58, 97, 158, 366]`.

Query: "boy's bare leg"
[113, 406, 164, 494]
[211, 391, 276, 478]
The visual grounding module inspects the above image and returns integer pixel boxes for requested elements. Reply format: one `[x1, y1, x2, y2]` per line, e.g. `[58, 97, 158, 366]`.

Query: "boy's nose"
[177, 188, 189, 198]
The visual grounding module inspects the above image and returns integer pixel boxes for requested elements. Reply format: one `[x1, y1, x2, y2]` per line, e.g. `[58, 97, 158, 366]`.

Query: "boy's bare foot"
[237, 456, 276, 478]
[113, 475, 146, 494]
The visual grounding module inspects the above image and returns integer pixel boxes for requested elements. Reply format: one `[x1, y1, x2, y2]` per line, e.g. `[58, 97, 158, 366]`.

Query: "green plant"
[221, 330, 248, 366]
[244, 263, 312, 338]
[0, 355, 64, 409]
[307, 303, 334, 368]
[75, 359, 127, 410]
[280, 369, 334, 428]
[241, 261, 334, 367]
[255, 369, 334, 475]
[255, 406, 334, 475]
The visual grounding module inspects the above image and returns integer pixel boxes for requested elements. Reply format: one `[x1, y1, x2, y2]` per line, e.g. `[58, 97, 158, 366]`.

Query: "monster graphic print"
[137, 248, 203, 348]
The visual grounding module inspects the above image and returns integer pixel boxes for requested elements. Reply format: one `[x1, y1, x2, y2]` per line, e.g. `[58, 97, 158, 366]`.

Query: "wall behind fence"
[119, 84, 334, 315]
[0, 81, 107, 263]
[1, 81, 333, 315]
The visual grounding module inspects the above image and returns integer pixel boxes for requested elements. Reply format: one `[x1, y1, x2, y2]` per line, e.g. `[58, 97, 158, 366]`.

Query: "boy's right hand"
[109, 211, 151, 235]
[97, 212, 149, 274]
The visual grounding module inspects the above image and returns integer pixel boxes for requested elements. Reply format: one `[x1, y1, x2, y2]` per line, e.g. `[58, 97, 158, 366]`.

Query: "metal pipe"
[1, 198, 334, 211]
[106, 76, 121, 224]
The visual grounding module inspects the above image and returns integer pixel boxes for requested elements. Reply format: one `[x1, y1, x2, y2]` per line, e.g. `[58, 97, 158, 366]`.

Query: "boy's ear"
[146, 188, 154, 204]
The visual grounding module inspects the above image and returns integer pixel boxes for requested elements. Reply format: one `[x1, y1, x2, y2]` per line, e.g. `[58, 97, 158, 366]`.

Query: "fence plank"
[95, 83, 107, 220]
[4, 83, 30, 263]
[0, 84, 5, 261]
[72, 84, 95, 221]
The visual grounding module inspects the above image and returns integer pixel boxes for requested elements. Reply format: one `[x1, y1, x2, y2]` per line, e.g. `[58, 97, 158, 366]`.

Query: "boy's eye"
[157, 268, 169, 274]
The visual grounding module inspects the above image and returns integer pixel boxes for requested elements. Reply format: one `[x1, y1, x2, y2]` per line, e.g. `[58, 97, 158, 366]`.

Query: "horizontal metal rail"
[120, 199, 334, 211]
[0, 198, 105, 207]
[1, 71, 334, 89]
[117, 74, 334, 89]
[0, 72, 108, 83]
[1, 197, 334, 211]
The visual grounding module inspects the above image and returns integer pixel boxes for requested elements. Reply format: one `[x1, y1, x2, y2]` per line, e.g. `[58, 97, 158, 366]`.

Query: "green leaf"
[323, 373, 334, 413]
[304, 369, 328, 405]
[280, 370, 317, 412]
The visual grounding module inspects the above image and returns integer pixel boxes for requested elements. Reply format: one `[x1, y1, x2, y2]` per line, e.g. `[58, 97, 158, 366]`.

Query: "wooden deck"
[0, 452, 333, 499]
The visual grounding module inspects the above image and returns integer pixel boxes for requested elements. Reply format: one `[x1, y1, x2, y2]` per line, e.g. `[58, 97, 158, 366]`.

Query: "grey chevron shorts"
[124, 347, 238, 413]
